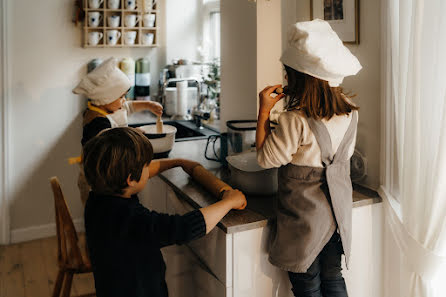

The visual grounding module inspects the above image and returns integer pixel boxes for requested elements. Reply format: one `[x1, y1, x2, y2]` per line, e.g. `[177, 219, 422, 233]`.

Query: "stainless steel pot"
[226, 150, 278, 196]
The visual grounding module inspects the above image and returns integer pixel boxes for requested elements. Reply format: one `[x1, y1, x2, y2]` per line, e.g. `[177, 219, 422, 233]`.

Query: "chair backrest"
[50, 177, 84, 269]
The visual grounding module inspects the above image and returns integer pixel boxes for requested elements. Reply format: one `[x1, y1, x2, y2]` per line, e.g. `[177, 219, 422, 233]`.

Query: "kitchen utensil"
[108, 0, 120, 9]
[141, 32, 154, 45]
[143, 13, 156, 27]
[156, 115, 163, 133]
[106, 30, 121, 45]
[138, 124, 177, 158]
[226, 150, 278, 196]
[88, 32, 103, 46]
[350, 149, 367, 182]
[124, 14, 140, 27]
[125, 0, 137, 10]
[204, 133, 228, 164]
[88, 12, 102, 27]
[89, 0, 104, 9]
[135, 58, 151, 100]
[190, 165, 232, 198]
[107, 15, 120, 27]
[226, 120, 257, 155]
[124, 31, 137, 45]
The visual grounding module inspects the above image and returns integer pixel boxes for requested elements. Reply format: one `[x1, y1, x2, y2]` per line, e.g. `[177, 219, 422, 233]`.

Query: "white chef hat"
[280, 19, 362, 87]
[73, 57, 131, 105]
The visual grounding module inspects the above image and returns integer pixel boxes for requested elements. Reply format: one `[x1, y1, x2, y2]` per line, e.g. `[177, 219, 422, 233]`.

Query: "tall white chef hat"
[280, 19, 362, 87]
[73, 57, 131, 105]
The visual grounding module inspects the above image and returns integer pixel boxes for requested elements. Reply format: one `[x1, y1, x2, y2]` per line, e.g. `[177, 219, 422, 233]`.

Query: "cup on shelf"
[143, 13, 156, 27]
[88, 32, 103, 46]
[88, 12, 102, 27]
[124, 14, 140, 27]
[143, 0, 154, 12]
[89, 0, 104, 9]
[108, 0, 120, 9]
[107, 15, 120, 27]
[125, 0, 137, 10]
[142, 32, 154, 45]
[124, 31, 137, 45]
[106, 30, 121, 45]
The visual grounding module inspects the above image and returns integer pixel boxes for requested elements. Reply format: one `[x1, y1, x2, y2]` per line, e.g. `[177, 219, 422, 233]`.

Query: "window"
[201, 0, 220, 61]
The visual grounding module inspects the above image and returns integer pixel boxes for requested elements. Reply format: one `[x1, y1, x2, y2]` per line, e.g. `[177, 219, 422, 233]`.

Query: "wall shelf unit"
[83, 0, 159, 48]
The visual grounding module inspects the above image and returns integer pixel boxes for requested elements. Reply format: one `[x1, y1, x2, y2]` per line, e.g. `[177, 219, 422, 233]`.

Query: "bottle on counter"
[120, 58, 136, 100]
[135, 58, 151, 101]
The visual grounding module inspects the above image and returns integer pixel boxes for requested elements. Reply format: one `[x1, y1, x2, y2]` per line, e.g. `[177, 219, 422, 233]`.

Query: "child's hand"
[222, 189, 247, 210]
[148, 101, 163, 116]
[179, 159, 201, 175]
[259, 85, 286, 115]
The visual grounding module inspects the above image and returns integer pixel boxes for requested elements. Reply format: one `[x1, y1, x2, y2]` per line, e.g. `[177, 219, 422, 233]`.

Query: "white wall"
[285, 0, 381, 189]
[220, 0, 258, 127]
[6, 0, 166, 240]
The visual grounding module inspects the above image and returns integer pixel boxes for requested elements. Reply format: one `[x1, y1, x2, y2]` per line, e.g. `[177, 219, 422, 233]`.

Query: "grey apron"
[268, 111, 358, 273]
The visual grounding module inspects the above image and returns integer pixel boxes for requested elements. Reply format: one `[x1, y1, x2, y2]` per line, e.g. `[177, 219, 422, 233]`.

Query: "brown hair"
[82, 127, 154, 195]
[284, 65, 359, 120]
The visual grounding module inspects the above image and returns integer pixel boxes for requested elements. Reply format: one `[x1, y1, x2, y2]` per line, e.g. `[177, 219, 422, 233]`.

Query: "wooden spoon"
[156, 115, 163, 133]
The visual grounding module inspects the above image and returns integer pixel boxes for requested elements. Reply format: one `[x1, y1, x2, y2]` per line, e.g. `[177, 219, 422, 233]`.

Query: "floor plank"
[1, 243, 26, 297]
[20, 239, 51, 297]
[1, 235, 96, 297]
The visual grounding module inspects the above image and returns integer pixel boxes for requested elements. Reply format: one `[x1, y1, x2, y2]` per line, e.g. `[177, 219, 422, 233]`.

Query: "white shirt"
[257, 109, 357, 169]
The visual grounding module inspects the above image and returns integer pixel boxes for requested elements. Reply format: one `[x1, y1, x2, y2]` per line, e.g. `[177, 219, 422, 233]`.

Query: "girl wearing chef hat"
[72, 57, 163, 205]
[256, 19, 362, 297]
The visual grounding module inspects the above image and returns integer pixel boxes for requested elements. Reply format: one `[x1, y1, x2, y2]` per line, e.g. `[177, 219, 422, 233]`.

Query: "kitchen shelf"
[82, 0, 159, 48]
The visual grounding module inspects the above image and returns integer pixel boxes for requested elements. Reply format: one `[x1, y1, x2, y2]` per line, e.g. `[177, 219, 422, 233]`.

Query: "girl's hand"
[147, 101, 163, 116]
[259, 84, 285, 115]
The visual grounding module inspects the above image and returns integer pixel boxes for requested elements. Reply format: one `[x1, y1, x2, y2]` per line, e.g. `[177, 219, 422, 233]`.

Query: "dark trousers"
[288, 232, 348, 297]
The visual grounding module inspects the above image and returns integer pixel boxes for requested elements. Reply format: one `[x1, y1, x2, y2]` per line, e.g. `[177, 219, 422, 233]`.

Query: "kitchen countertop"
[158, 139, 382, 234]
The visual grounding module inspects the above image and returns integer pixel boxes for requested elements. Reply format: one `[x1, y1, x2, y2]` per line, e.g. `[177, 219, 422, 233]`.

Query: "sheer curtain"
[380, 0, 446, 296]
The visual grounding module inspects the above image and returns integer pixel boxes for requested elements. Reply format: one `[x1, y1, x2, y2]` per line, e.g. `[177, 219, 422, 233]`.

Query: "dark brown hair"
[82, 127, 154, 195]
[284, 65, 359, 120]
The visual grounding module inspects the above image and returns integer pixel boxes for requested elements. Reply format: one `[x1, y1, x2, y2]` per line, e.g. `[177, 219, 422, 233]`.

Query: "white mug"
[88, 12, 102, 27]
[125, 0, 137, 10]
[143, 13, 156, 27]
[89, 0, 104, 9]
[107, 15, 120, 27]
[108, 0, 120, 9]
[88, 31, 103, 46]
[124, 31, 137, 45]
[106, 30, 121, 45]
[124, 14, 140, 27]
[142, 32, 154, 45]
[143, 0, 154, 12]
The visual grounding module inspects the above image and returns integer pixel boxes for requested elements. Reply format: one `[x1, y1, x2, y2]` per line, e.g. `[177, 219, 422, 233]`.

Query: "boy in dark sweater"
[82, 127, 247, 297]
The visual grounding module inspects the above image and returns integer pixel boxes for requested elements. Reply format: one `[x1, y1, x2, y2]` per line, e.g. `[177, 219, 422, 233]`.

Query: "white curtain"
[381, 0, 446, 296]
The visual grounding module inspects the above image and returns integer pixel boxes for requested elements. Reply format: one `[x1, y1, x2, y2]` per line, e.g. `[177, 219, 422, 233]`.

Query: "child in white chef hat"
[73, 57, 163, 146]
[72, 57, 163, 204]
[256, 19, 362, 297]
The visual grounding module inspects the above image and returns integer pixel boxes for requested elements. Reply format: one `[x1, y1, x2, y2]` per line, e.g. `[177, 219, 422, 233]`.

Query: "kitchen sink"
[129, 120, 219, 142]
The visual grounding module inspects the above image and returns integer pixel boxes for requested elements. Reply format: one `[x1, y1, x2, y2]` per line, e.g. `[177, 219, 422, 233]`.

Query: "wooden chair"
[50, 176, 95, 297]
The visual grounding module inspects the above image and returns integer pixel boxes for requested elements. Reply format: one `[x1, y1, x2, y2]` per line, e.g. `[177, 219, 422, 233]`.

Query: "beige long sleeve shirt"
[257, 109, 357, 169]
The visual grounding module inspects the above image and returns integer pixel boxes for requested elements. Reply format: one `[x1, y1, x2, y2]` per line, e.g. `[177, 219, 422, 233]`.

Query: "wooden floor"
[0, 234, 95, 297]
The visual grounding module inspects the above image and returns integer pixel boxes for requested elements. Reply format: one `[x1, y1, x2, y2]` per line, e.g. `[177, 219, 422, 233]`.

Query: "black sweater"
[84, 192, 206, 297]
